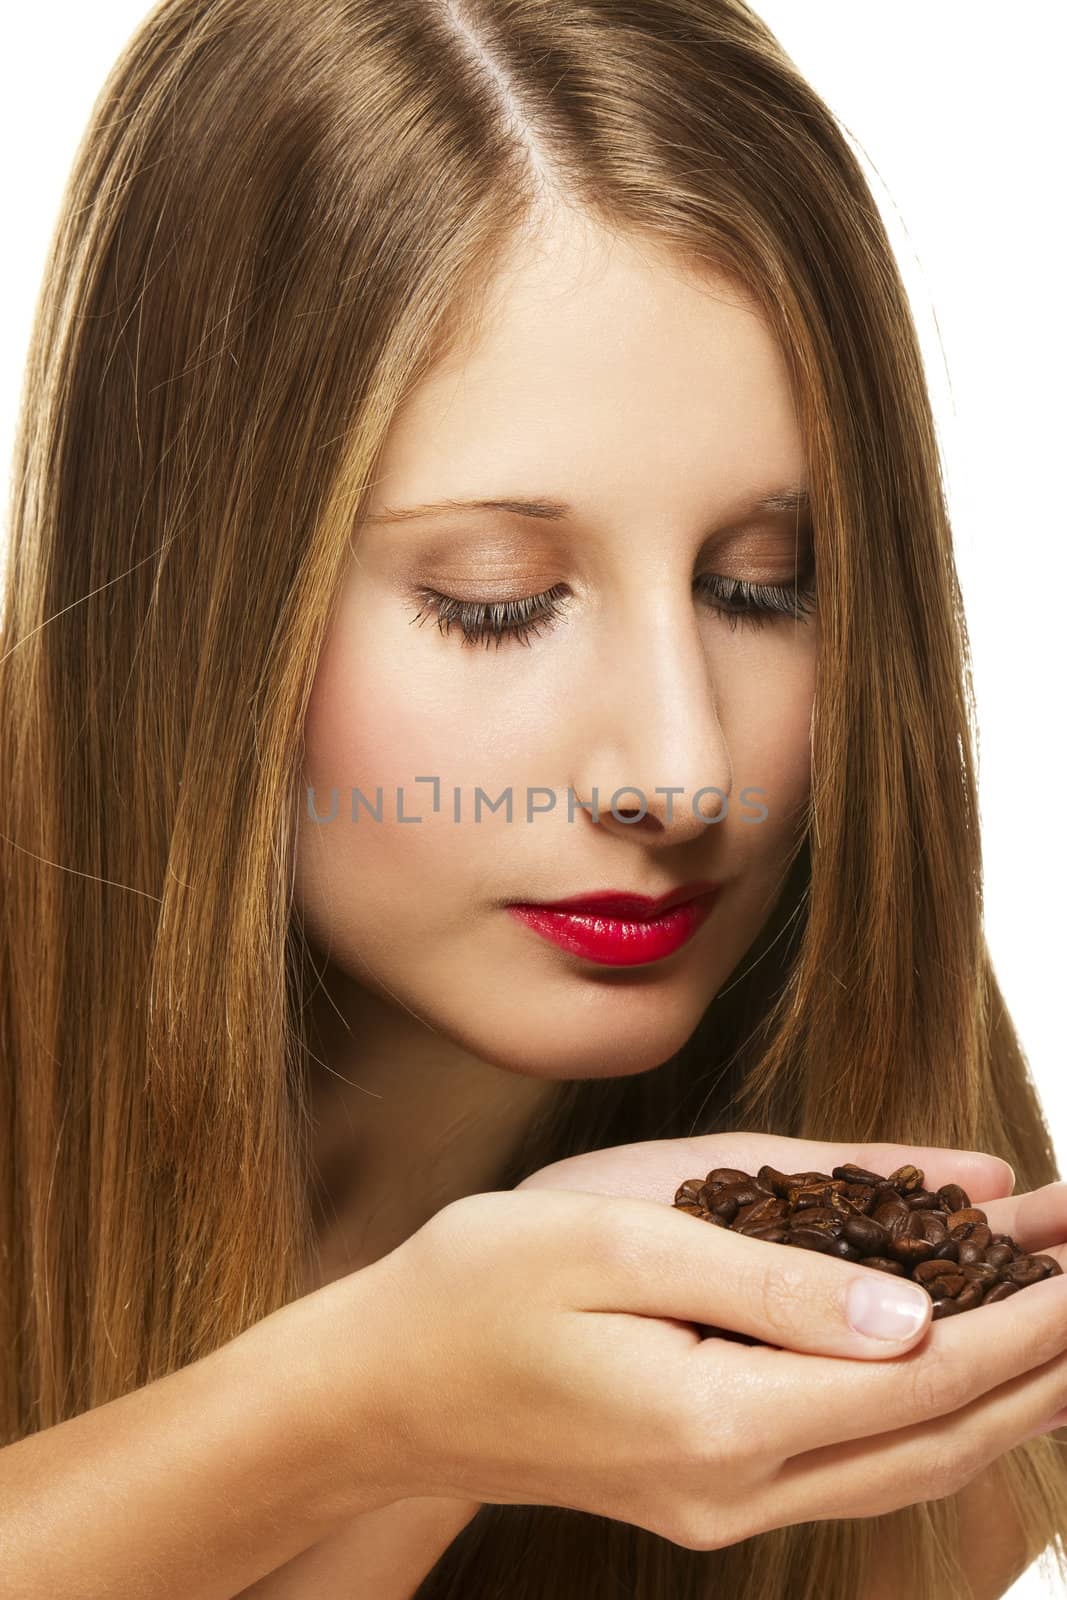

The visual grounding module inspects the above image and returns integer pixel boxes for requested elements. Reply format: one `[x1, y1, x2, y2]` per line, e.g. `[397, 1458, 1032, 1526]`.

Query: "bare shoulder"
[864, 1462, 1033, 1600]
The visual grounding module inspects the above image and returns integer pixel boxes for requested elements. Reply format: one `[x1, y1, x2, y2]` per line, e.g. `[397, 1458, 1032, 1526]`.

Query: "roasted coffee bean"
[735, 1196, 787, 1230]
[788, 1205, 840, 1231]
[984, 1280, 1022, 1304]
[889, 1233, 938, 1267]
[705, 1168, 751, 1188]
[931, 1237, 961, 1261]
[1005, 1254, 1059, 1286]
[675, 1179, 705, 1207]
[792, 1184, 839, 1210]
[840, 1182, 877, 1211]
[959, 1261, 1000, 1286]
[914, 1258, 965, 1284]
[757, 1165, 796, 1198]
[672, 1160, 1062, 1322]
[937, 1183, 971, 1213]
[946, 1208, 988, 1231]
[788, 1226, 848, 1255]
[842, 1214, 890, 1255]
[831, 1164, 888, 1187]
[928, 1273, 966, 1301]
[707, 1193, 739, 1225]
[712, 1180, 768, 1209]
[858, 1255, 908, 1276]
[872, 1199, 910, 1235]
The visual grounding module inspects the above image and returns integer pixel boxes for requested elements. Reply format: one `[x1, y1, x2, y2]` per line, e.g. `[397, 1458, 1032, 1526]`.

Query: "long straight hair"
[1, 2, 1063, 1595]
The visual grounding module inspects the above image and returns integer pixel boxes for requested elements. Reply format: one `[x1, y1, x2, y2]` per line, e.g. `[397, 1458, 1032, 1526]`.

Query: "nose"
[569, 595, 732, 845]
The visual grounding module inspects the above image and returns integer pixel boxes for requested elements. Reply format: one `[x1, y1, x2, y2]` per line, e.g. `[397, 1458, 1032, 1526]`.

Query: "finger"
[672, 1136, 1017, 1207]
[979, 1180, 1067, 1256]
[688, 1266, 1067, 1459]
[592, 1188, 1067, 1452]
[582, 1195, 935, 1358]
[758, 1317, 1067, 1529]
[574, 1193, 1067, 1452]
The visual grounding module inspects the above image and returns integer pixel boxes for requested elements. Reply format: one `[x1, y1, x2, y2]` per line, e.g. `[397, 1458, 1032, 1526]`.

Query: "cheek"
[293, 605, 493, 942]
[718, 642, 814, 835]
[303, 577, 536, 784]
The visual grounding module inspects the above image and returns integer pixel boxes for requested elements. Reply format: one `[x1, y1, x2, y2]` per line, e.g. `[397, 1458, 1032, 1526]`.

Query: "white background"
[1, 4, 1064, 1593]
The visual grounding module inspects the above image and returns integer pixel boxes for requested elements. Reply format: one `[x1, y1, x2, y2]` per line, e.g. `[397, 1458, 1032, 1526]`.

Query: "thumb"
[581, 1194, 935, 1360]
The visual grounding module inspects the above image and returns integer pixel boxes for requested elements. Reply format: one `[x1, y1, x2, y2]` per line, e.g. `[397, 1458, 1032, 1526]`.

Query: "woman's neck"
[300, 965, 564, 1293]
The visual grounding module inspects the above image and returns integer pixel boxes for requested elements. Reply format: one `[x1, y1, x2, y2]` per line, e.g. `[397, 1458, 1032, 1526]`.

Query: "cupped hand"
[355, 1131, 1067, 1552]
[514, 1132, 1067, 1538]
[515, 1130, 1020, 1213]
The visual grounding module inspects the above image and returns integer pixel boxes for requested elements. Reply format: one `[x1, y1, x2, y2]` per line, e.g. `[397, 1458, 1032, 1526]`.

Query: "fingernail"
[1021, 1406, 1067, 1443]
[848, 1277, 930, 1341]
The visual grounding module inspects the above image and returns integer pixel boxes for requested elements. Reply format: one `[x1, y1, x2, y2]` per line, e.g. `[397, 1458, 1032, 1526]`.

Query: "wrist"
[234, 1252, 414, 1533]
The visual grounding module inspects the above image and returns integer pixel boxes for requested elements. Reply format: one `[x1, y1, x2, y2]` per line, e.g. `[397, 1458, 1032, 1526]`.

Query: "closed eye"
[407, 563, 816, 651]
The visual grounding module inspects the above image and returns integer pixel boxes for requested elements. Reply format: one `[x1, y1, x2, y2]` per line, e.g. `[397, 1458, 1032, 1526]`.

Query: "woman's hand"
[360, 1137, 1067, 1552]
[513, 1131, 1018, 1217]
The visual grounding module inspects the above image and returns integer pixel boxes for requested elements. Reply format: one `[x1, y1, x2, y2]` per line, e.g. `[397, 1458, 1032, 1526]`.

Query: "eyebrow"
[363, 484, 811, 526]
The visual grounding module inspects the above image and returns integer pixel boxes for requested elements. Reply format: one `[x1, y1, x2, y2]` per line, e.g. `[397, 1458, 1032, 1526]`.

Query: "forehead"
[367, 209, 806, 528]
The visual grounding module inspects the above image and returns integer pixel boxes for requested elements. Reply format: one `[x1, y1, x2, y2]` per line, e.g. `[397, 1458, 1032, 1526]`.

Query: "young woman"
[1, 2, 1064, 1597]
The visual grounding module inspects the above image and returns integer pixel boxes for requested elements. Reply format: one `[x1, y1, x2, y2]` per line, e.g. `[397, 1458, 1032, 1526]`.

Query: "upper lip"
[510, 880, 722, 920]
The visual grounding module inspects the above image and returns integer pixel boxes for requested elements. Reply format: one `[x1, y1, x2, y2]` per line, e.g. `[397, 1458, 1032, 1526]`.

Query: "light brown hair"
[1, 1, 1063, 1595]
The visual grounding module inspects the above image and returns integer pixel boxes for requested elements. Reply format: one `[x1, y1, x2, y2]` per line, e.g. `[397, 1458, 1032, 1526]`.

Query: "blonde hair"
[1, 1, 1063, 1595]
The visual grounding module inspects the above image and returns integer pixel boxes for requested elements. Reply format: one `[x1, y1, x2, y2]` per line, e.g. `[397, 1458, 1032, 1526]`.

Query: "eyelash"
[407, 567, 817, 651]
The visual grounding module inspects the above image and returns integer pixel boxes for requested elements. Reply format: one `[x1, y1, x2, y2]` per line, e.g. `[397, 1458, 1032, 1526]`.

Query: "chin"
[473, 1029, 694, 1082]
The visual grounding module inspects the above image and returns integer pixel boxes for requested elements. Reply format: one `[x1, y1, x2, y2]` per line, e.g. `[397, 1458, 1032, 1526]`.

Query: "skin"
[293, 198, 818, 1292]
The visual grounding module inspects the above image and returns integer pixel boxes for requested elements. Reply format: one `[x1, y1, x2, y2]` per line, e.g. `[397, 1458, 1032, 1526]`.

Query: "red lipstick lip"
[509, 880, 722, 921]
[505, 885, 721, 967]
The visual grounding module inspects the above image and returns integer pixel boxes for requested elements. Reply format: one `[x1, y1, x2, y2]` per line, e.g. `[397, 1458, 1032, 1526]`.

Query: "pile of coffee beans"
[673, 1161, 1061, 1331]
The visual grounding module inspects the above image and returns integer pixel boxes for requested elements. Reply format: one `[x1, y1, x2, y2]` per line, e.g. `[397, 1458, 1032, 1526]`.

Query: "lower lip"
[505, 891, 719, 967]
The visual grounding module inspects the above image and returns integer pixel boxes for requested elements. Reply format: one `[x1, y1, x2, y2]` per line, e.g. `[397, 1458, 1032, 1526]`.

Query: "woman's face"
[294, 204, 816, 1082]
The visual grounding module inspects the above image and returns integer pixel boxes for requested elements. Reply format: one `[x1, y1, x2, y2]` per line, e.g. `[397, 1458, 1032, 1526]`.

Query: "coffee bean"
[842, 1215, 889, 1255]
[672, 1160, 1062, 1324]
[984, 1280, 1022, 1304]
[946, 1208, 988, 1231]
[704, 1168, 751, 1188]
[712, 1180, 768, 1209]
[928, 1273, 966, 1301]
[734, 1196, 787, 1230]
[756, 1165, 795, 1198]
[858, 1255, 908, 1276]
[959, 1261, 1000, 1286]
[937, 1183, 971, 1213]
[956, 1238, 987, 1266]
[1004, 1255, 1055, 1286]
[889, 1234, 938, 1266]
[914, 1259, 964, 1286]
[675, 1179, 705, 1207]
[744, 1223, 790, 1243]
[888, 1164, 924, 1193]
